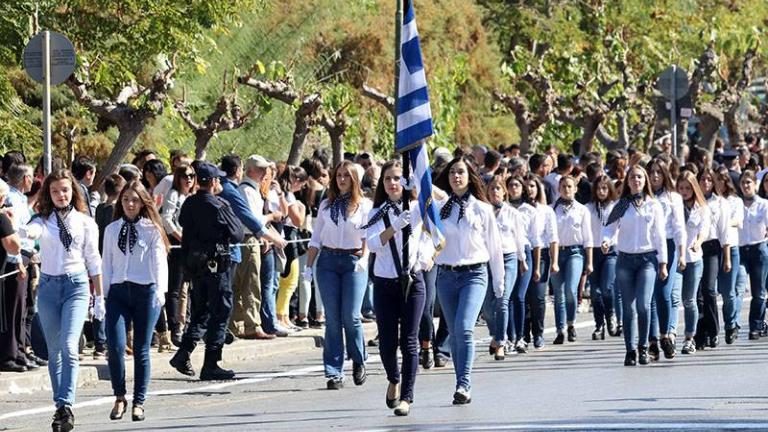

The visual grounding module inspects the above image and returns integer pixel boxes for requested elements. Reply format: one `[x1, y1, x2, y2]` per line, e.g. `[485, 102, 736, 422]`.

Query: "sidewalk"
[0, 323, 378, 396]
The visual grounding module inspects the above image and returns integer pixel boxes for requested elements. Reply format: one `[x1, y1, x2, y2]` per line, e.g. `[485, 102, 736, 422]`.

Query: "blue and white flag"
[396, 0, 444, 251]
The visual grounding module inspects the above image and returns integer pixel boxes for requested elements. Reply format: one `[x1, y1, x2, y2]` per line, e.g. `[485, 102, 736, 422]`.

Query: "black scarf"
[553, 197, 573, 212]
[118, 216, 140, 255]
[54, 205, 74, 252]
[509, 198, 523, 207]
[330, 193, 352, 225]
[493, 201, 504, 210]
[684, 202, 693, 223]
[704, 192, 714, 201]
[360, 199, 402, 230]
[440, 193, 471, 222]
[605, 193, 643, 226]
[654, 187, 665, 198]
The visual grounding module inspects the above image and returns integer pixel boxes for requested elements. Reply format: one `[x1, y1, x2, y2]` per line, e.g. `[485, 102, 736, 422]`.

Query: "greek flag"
[396, 0, 443, 250]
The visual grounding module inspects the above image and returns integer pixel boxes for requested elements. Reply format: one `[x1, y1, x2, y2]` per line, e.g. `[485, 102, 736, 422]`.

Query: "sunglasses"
[184, 173, 196, 180]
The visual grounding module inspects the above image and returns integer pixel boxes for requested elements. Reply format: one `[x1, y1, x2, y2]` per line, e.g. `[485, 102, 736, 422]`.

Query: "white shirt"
[25, 210, 101, 276]
[586, 201, 616, 248]
[495, 203, 526, 257]
[682, 203, 711, 263]
[434, 194, 505, 298]
[552, 200, 592, 248]
[538, 204, 559, 248]
[237, 178, 269, 235]
[154, 174, 174, 207]
[703, 195, 728, 245]
[101, 218, 168, 302]
[657, 190, 686, 246]
[365, 200, 435, 279]
[309, 197, 373, 250]
[512, 202, 541, 249]
[738, 196, 768, 246]
[161, 188, 186, 235]
[8, 186, 34, 253]
[603, 198, 668, 263]
[723, 195, 744, 247]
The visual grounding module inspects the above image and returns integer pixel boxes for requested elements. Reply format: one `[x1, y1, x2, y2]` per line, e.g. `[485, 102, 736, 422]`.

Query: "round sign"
[657, 65, 690, 101]
[23, 31, 77, 86]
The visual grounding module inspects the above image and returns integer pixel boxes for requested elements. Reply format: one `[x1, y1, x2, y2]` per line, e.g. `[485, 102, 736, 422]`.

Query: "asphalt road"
[2, 305, 768, 432]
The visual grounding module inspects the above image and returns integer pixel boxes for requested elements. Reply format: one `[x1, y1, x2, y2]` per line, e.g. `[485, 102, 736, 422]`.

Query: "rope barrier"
[0, 269, 20, 280]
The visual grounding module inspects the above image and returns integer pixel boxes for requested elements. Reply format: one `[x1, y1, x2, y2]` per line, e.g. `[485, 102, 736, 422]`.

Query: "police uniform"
[170, 163, 244, 380]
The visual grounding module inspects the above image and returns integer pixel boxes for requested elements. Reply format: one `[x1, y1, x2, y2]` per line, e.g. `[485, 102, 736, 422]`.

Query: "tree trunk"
[94, 121, 145, 187]
[516, 118, 532, 155]
[645, 119, 656, 152]
[617, 114, 630, 149]
[698, 114, 722, 153]
[724, 104, 742, 147]
[287, 117, 311, 166]
[331, 134, 343, 169]
[579, 113, 604, 154]
[194, 132, 213, 161]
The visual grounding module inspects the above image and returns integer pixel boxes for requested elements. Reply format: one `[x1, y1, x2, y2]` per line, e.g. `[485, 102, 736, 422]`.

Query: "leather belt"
[439, 263, 485, 272]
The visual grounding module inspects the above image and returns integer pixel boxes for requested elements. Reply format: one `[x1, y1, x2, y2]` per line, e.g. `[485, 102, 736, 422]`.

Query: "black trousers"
[525, 248, 551, 339]
[0, 262, 26, 363]
[180, 267, 233, 352]
[696, 240, 721, 341]
[418, 266, 437, 343]
[373, 273, 426, 403]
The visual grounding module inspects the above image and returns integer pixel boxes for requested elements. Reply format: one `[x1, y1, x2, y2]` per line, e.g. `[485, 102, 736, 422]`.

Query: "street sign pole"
[42, 31, 51, 175]
[671, 64, 677, 160]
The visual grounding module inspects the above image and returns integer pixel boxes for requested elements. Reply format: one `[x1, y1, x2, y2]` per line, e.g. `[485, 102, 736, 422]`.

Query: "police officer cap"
[720, 150, 738, 160]
[196, 162, 226, 182]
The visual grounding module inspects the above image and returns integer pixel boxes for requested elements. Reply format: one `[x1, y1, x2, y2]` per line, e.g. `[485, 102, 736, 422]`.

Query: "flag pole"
[395, 0, 411, 290]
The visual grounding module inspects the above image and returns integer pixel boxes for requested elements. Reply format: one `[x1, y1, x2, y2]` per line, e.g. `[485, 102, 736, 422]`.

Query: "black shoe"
[132, 405, 145, 422]
[19, 356, 39, 370]
[709, 335, 719, 348]
[567, 326, 577, 342]
[615, 324, 623, 337]
[0, 360, 26, 372]
[169, 350, 195, 376]
[326, 377, 344, 390]
[624, 350, 637, 366]
[171, 325, 184, 347]
[660, 336, 676, 359]
[420, 348, 434, 369]
[493, 345, 505, 361]
[553, 332, 565, 345]
[353, 362, 367, 386]
[434, 354, 448, 368]
[638, 346, 650, 365]
[52, 406, 74, 432]
[27, 352, 48, 366]
[386, 382, 400, 409]
[606, 315, 617, 336]
[109, 398, 127, 420]
[648, 340, 660, 362]
[592, 325, 605, 340]
[488, 343, 495, 356]
[367, 336, 379, 347]
[749, 331, 761, 340]
[452, 387, 471, 405]
[224, 330, 236, 345]
[199, 350, 235, 381]
[514, 339, 527, 354]
[681, 339, 696, 354]
[761, 322, 768, 337]
[725, 327, 737, 344]
[295, 318, 309, 329]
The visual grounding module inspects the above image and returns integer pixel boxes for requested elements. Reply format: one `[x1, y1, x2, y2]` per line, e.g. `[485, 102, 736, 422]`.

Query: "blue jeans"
[551, 246, 585, 331]
[650, 239, 677, 338]
[669, 269, 683, 335]
[590, 248, 617, 327]
[436, 265, 487, 390]
[260, 249, 278, 333]
[362, 276, 375, 316]
[739, 242, 768, 332]
[719, 246, 741, 330]
[315, 250, 368, 378]
[680, 260, 703, 338]
[616, 252, 657, 351]
[37, 272, 90, 408]
[491, 254, 518, 343]
[509, 248, 533, 342]
[105, 282, 161, 405]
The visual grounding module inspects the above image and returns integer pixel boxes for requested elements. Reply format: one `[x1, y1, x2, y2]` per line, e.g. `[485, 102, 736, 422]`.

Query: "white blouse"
[238, 178, 269, 235]
[703, 195, 728, 245]
[25, 210, 102, 277]
[738, 196, 768, 246]
[723, 195, 744, 247]
[309, 197, 373, 250]
[586, 201, 616, 248]
[537, 204, 559, 248]
[365, 200, 435, 279]
[161, 188, 186, 235]
[603, 198, 668, 263]
[434, 194, 505, 298]
[101, 218, 168, 301]
[552, 200, 592, 248]
[495, 203, 526, 257]
[657, 190, 687, 246]
[512, 202, 541, 249]
[682, 204, 711, 263]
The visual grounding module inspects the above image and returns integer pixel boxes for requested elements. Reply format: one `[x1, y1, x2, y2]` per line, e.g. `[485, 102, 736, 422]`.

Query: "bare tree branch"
[361, 84, 395, 113]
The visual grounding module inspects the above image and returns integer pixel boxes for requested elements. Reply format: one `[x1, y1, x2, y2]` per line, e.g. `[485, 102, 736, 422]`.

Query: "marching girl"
[304, 161, 372, 389]
[102, 181, 169, 422]
[675, 171, 710, 354]
[505, 175, 540, 351]
[363, 160, 435, 416]
[550, 176, 593, 343]
[713, 167, 743, 342]
[586, 175, 619, 339]
[433, 156, 504, 405]
[484, 174, 526, 360]
[646, 158, 686, 360]
[736, 171, 768, 341]
[695, 168, 731, 349]
[603, 165, 667, 366]
[23, 170, 103, 432]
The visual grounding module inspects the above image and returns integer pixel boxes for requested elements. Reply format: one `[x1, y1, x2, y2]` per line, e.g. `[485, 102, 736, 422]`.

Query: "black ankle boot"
[624, 350, 637, 366]
[199, 349, 235, 381]
[52, 405, 74, 432]
[638, 346, 650, 365]
[170, 348, 195, 376]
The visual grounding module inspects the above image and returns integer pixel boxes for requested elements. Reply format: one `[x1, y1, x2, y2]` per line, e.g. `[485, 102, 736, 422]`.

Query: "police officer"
[169, 162, 244, 380]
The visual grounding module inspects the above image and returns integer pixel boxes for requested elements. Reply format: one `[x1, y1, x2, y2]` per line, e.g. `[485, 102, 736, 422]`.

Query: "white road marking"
[360, 422, 768, 431]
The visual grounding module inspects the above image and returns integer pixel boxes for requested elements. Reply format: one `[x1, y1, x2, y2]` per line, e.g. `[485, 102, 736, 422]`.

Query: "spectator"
[0, 178, 27, 372]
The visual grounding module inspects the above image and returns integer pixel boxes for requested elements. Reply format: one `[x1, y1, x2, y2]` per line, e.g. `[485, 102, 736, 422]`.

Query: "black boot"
[199, 349, 235, 381]
[169, 345, 195, 376]
[171, 324, 183, 347]
[51, 406, 74, 432]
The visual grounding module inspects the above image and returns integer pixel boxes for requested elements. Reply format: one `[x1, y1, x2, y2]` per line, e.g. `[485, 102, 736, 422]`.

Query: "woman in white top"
[586, 174, 619, 339]
[24, 169, 103, 431]
[646, 158, 686, 360]
[160, 163, 196, 347]
[736, 170, 768, 340]
[304, 160, 372, 390]
[675, 171, 710, 354]
[695, 168, 731, 348]
[505, 175, 540, 351]
[551, 175, 593, 342]
[102, 181, 169, 422]
[433, 156, 504, 405]
[603, 165, 667, 366]
[363, 159, 434, 416]
[483, 174, 526, 360]
[713, 167, 744, 342]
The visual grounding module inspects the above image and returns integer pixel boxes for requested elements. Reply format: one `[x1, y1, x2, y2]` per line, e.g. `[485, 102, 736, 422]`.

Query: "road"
[2, 306, 768, 432]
